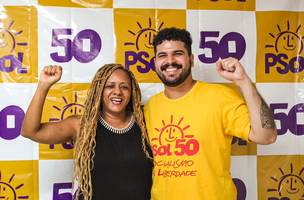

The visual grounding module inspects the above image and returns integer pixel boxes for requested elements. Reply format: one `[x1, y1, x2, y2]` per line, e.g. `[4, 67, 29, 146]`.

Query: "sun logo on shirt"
[151, 115, 199, 157]
[267, 163, 304, 200]
[152, 115, 192, 145]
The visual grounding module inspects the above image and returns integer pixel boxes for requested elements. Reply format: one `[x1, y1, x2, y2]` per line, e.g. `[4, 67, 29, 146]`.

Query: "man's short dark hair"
[153, 27, 192, 55]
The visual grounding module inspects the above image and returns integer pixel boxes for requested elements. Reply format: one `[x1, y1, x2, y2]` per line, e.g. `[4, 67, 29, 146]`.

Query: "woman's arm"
[21, 65, 79, 144]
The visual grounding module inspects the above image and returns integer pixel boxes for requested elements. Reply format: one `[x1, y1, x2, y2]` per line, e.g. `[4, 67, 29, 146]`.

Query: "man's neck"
[164, 76, 196, 99]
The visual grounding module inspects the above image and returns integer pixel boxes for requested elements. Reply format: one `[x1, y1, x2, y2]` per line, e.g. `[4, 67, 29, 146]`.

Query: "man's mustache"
[160, 62, 182, 71]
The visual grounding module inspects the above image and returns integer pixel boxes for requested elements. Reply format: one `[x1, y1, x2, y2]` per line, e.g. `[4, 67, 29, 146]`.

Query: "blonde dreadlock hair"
[73, 63, 151, 200]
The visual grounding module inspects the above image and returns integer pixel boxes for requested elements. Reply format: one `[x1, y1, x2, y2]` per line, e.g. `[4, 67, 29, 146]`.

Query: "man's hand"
[215, 57, 248, 85]
[216, 58, 277, 144]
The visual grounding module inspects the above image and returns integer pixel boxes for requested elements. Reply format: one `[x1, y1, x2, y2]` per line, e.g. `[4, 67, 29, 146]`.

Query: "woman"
[21, 64, 153, 200]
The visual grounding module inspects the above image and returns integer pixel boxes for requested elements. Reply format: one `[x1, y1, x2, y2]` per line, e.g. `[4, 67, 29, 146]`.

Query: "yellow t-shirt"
[144, 81, 250, 200]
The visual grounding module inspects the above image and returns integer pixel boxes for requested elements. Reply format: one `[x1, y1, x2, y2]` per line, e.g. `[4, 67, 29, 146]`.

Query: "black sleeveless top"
[79, 120, 153, 200]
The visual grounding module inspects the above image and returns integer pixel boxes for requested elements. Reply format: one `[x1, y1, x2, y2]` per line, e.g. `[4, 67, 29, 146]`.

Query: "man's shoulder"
[195, 81, 232, 93]
[193, 81, 242, 102]
[150, 90, 164, 100]
[144, 90, 164, 108]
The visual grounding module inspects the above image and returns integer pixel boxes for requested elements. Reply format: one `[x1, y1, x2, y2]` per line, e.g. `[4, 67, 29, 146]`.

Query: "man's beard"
[156, 61, 192, 87]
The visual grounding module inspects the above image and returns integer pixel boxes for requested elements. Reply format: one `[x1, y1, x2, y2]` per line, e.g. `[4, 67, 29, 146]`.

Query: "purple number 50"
[198, 31, 246, 64]
[50, 28, 102, 63]
[270, 103, 304, 136]
[53, 182, 72, 200]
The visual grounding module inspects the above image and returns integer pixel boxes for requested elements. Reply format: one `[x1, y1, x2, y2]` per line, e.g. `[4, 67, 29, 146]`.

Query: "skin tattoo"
[260, 98, 276, 129]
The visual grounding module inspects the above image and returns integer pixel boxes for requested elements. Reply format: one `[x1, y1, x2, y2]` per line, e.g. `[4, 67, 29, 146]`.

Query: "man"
[144, 27, 277, 200]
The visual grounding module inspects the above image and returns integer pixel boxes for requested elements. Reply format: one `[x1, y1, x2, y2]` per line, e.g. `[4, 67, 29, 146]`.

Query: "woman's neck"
[101, 111, 132, 129]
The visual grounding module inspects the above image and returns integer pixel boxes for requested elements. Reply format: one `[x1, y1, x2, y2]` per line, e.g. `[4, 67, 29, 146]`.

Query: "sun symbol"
[124, 18, 164, 51]
[267, 163, 304, 199]
[0, 171, 29, 200]
[152, 115, 193, 145]
[0, 20, 28, 56]
[265, 20, 304, 55]
[49, 92, 84, 121]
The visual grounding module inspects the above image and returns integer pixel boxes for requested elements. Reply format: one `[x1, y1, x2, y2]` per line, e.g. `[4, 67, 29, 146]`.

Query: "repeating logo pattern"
[0, 161, 38, 200]
[50, 28, 102, 64]
[123, 17, 161, 73]
[0, 20, 28, 74]
[39, 84, 88, 160]
[0, 6, 37, 83]
[1, 2, 303, 200]
[114, 9, 186, 82]
[258, 155, 304, 200]
[257, 12, 304, 82]
[268, 163, 304, 199]
[0, 171, 29, 199]
[198, 31, 246, 64]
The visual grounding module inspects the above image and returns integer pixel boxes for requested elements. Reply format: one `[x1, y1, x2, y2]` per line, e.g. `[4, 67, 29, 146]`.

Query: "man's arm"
[216, 57, 277, 145]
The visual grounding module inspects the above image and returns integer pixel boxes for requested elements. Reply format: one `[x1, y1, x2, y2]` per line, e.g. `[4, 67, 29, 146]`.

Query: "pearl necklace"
[98, 114, 135, 135]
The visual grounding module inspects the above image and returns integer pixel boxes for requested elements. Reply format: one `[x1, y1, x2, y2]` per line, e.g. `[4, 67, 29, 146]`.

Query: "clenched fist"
[39, 65, 63, 86]
[215, 57, 249, 85]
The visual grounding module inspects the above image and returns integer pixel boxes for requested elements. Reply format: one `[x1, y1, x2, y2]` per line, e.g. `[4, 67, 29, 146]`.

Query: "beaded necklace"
[98, 114, 135, 134]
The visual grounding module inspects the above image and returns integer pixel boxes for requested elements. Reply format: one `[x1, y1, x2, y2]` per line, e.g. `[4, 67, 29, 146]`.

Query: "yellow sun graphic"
[0, 171, 29, 200]
[48, 92, 84, 149]
[0, 20, 28, 56]
[265, 20, 304, 55]
[152, 115, 191, 145]
[49, 92, 84, 121]
[267, 163, 304, 199]
[124, 18, 164, 51]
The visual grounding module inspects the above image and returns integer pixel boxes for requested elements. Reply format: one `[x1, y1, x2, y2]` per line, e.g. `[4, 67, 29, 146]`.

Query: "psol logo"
[124, 18, 164, 73]
[267, 163, 304, 200]
[49, 92, 84, 149]
[151, 115, 199, 157]
[0, 171, 29, 200]
[0, 20, 28, 74]
[265, 20, 304, 74]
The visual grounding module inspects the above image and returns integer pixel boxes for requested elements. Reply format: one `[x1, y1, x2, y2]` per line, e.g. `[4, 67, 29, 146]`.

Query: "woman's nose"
[112, 86, 122, 95]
